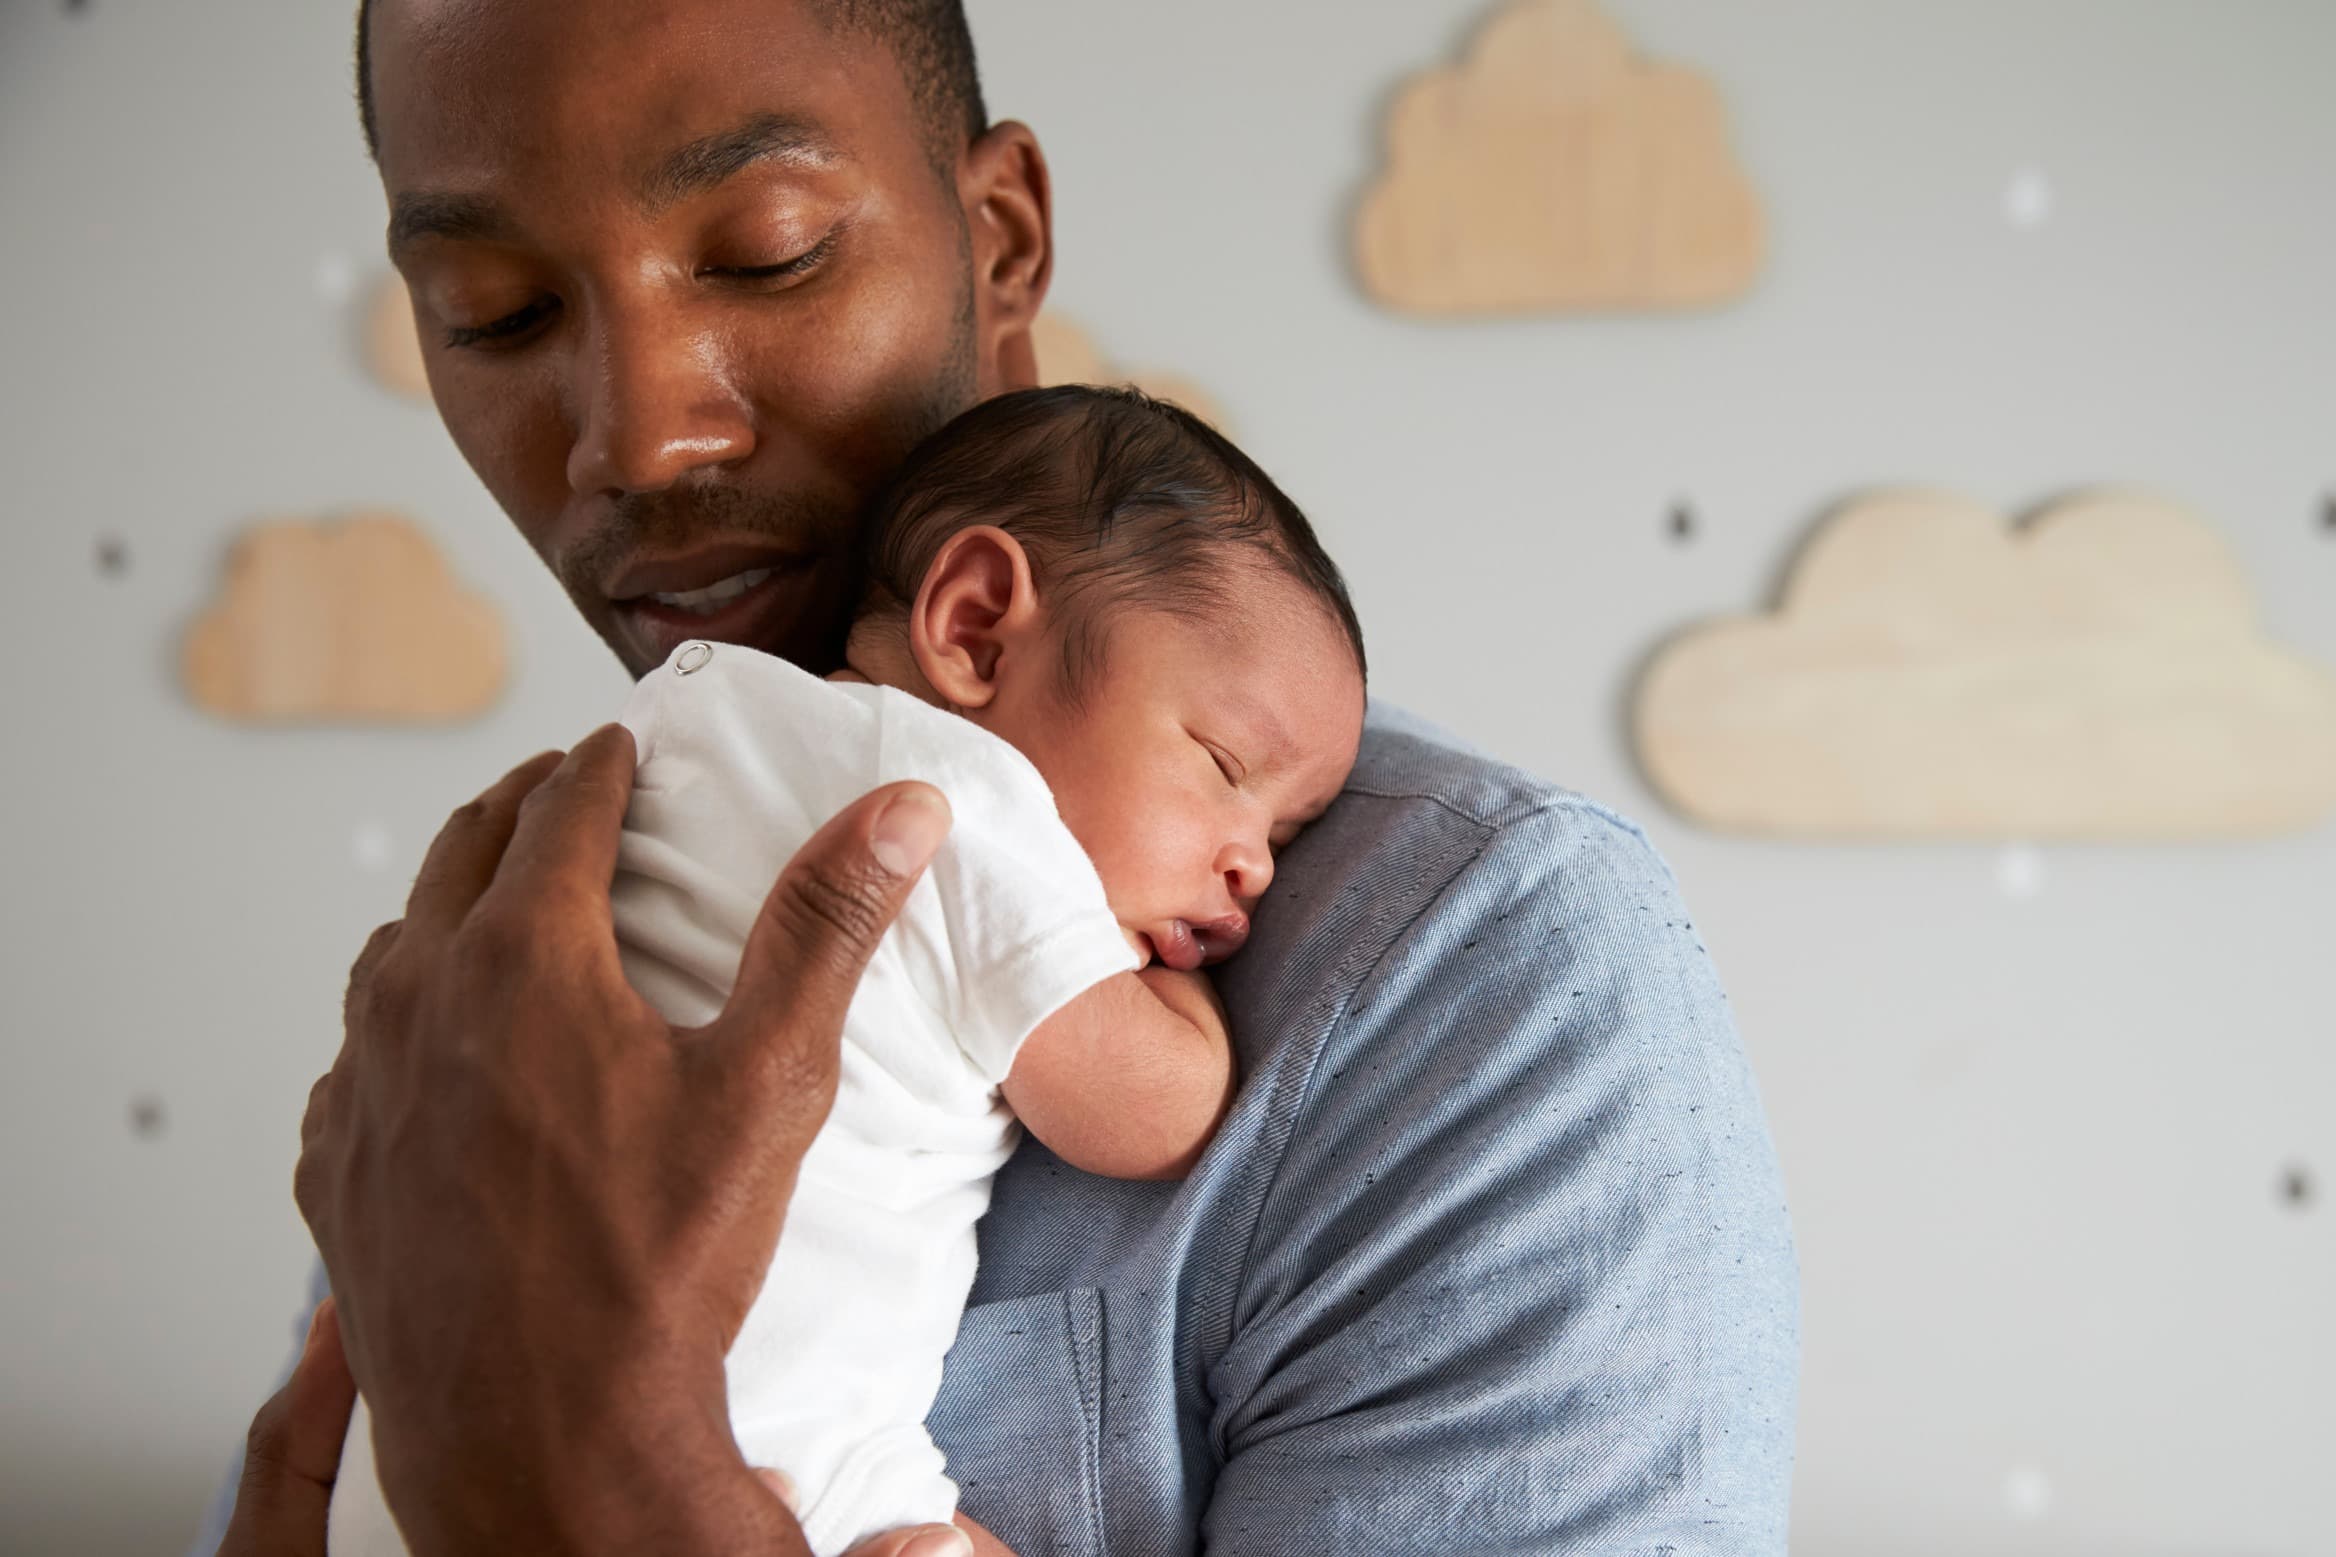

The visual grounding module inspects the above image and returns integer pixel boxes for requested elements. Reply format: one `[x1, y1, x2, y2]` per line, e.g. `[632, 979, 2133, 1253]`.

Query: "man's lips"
[605, 542, 813, 603]
[607, 549, 821, 669]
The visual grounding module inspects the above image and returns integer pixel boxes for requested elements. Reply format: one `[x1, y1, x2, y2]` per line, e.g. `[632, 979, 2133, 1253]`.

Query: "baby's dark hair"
[857, 385, 1366, 693]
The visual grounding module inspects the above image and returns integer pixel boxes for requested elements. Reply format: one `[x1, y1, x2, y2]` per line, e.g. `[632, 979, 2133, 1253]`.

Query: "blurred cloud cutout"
[1353, 0, 1763, 315]
[182, 511, 508, 724]
[1635, 490, 2336, 839]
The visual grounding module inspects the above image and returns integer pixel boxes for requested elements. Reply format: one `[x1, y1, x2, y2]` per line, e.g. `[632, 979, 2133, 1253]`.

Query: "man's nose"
[565, 303, 755, 496]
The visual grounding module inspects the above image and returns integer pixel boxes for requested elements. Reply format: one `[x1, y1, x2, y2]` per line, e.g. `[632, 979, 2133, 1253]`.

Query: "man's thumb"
[712, 781, 952, 1064]
[221, 1299, 356, 1555]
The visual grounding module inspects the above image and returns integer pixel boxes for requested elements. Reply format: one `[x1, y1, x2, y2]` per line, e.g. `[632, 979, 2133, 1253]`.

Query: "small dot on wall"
[1995, 844, 2044, 899]
[2320, 493, 2335, 533]
[96, 536, 129, 577]
[1667, 501, 1696, 544]
[2003, 167, 2054, 229]
[2001, 1465, 2053, 1521]
[314, 251, 358, 305]
[2280, 1162, 2314, 1210]
[129, 1095, 166, 1141]
[351, 819, 395, 873]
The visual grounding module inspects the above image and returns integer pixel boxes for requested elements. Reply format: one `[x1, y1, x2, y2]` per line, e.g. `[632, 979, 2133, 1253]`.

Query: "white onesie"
[327, 638, 1138, 1557]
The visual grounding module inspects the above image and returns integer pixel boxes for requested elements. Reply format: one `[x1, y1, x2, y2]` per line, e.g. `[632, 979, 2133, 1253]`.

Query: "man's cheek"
[445, 392, 573, 547]
[781, 256, 959, 413]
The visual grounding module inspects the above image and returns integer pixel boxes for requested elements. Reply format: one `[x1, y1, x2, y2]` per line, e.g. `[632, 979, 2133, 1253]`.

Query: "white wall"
[1, 2, 2329, 1553]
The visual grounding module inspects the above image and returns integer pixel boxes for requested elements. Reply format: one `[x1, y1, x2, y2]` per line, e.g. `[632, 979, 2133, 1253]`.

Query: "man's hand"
[290, 725, 952, 1557]
[218, 1299, 355, 1557]
[211, 1301, 996, 1557]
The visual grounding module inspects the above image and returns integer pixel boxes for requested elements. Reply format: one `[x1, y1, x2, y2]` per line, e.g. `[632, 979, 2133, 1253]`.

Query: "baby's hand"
[752, 1466, 1000, 1556]
[1134, 963, 1229, 1049]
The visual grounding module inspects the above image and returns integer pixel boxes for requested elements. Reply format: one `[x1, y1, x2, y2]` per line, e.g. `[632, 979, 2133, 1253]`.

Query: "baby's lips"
[1150, 920, 1206, 972]
[1190, 914, 1250, 965]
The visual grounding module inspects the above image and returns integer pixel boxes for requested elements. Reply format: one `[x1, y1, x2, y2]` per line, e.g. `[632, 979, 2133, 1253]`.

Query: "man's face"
[369, 0, 1051, 676]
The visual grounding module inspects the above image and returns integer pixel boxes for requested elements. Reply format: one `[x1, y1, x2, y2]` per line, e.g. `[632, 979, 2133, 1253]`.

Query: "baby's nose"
[1224, 850, 1273, 907]
[1191, 914, 1250, 965]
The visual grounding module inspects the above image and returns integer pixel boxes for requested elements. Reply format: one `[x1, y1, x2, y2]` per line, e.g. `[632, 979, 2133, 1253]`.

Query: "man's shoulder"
[1278, 702, 1748, 1137]
[1325, 701, 1683, 923]
[1210, 717, 1796, 1552]
[1240, 701, 1727, 1104]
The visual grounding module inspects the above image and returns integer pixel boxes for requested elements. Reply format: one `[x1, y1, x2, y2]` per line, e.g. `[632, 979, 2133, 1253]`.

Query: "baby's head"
[845, 386, 1367, 971]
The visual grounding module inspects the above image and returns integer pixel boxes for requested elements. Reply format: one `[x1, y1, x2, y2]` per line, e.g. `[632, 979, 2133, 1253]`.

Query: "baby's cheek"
[1083, 815, 1174, 912]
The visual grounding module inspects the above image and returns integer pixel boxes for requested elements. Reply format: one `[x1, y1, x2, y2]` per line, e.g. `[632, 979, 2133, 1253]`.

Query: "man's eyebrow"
[640, 113, 840, 210]
[388, 191, 514, 254]
[385, 115, 839, 256]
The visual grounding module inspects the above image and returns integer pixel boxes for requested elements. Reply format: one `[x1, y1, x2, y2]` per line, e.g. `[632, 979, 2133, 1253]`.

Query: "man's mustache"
[559, 482, 850, 600]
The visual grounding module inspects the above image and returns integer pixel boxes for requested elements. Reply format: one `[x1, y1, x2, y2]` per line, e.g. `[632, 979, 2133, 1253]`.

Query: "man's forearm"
[392, 1381, 803, 1557]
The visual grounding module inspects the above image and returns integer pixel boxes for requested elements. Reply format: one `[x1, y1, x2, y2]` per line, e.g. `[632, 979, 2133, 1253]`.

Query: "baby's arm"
[1001, 966, 1235, 1181]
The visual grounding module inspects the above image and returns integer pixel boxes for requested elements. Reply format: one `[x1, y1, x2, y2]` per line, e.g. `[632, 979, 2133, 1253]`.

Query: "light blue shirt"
[193, 705, 1799, 1554]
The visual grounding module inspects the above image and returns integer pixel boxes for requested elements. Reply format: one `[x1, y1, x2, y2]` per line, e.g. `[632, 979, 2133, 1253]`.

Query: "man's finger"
[299, 1070, 334, 1153]
[221, 1299, 357, 1557]
[751, 1466, 799, 1513]
[707, 782, 951, 1069]
[473, 724, 638, 949]
[839, 1522, 974, 1557]
[400, 750, 567, 947]
[343, 920, 402, 1012]
[279, 1299, 358, 1485]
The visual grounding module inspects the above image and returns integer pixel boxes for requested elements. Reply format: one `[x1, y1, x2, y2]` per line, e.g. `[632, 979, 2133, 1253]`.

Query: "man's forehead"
[374, 0, 831, 55]
[369, 0, 867, 176]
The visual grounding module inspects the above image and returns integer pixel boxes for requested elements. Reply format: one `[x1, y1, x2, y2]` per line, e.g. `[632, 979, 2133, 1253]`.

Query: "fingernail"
[871, 789, 951, 878]
[752, 1466, 799, 1512]
[898, 1529, 973, 1557]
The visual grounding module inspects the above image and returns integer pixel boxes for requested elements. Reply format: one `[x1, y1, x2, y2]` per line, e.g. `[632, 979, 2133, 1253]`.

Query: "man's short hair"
[858, 385, 1369, 694]
[353, 0, 988, 166]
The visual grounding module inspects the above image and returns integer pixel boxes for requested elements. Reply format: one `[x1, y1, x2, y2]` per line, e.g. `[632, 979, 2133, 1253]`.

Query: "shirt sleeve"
[1203, 805, 1800, 1554]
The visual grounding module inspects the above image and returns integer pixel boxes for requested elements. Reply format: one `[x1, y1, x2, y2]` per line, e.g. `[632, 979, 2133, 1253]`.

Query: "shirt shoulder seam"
[1338, 777, 1652, 845]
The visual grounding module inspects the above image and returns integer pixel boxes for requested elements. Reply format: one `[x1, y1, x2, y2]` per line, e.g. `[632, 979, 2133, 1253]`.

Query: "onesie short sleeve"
[608, 639, 1134, 1090]
[863, 684, 1139, 1085]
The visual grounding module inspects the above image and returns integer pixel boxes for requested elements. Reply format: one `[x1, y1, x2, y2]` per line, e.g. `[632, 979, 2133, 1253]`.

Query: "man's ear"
[907, 526, 1044, 710]
[960, 120, 1053, 396]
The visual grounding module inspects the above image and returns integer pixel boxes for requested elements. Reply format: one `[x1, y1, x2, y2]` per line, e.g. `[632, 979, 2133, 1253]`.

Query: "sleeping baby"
[327, 384, 1368, 1555]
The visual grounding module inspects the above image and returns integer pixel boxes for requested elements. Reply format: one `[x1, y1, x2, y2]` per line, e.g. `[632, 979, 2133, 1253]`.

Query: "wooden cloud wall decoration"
[182, 511, 508, 724]
[1354, 0, 1764, 316]
[1029, 313, 1232, 433]
[1633, 491, 2336, 839]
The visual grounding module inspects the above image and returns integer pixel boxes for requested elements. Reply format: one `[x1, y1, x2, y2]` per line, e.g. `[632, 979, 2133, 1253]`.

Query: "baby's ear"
[907, 526, 1043, 710]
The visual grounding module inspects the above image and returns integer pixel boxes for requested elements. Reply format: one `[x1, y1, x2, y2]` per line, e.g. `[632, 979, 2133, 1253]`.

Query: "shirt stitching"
[1214, 797, 1577, 1428]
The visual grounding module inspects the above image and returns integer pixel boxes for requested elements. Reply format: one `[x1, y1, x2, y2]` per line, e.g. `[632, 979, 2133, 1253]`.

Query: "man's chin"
[603, 561, 845, 677]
